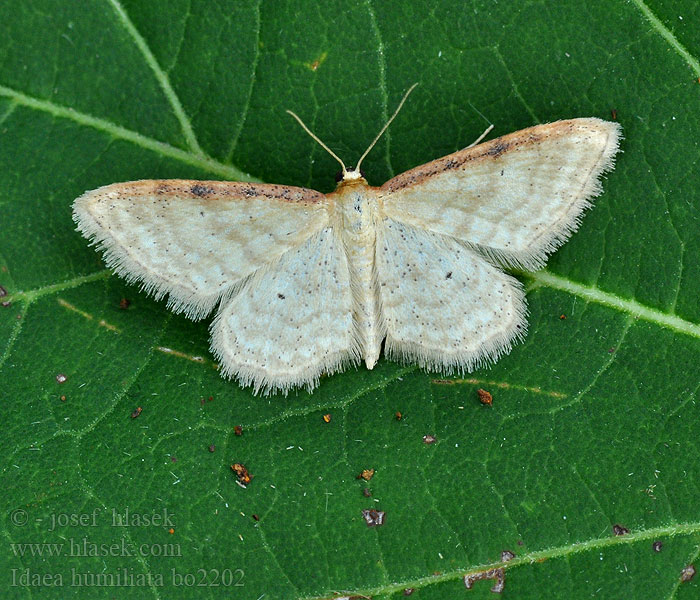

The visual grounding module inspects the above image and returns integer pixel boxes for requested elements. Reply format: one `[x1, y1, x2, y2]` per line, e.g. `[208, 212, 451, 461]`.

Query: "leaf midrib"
[0, 84, 262, 183]
[631, 0, 700, 76]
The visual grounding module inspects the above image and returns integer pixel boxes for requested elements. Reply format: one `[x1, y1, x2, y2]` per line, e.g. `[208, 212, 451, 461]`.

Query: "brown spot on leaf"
[423, 434, 436, 444]
[130, 406, 142, 419]
[322, 413, 332, 423]
[611, 109, 618, 120]
[477, 388, 493, 405]
[362, 488, 372, 498]
[119, 297, 131, 309]
[652, 541, 662, 552]
[681, 564, 696, 582]
[208, 444, 216, 453]
[231, 463, 253, 487]
[395, 411, 403, 421]
[357, 469, 375, 481]
[612, 524, 630, 536]
[0, 285, 7, 297]
[234, 425, 243, 436]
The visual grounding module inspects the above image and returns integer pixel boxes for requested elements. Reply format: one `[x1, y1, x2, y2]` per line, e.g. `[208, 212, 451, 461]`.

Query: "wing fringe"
[473, 120, 623, 271]
[72, 193, 237, 320]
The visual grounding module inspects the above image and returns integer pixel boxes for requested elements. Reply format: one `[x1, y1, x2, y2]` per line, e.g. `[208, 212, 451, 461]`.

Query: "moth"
[73, 86, 621, 394]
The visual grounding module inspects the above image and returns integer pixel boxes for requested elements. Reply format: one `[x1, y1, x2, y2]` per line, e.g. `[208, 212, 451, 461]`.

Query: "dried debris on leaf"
[477, 388, 493, 405]
[361, 509, 385, 527]
[464, 568, 505, 593]
[680, 564, 696, 582]
[231, 463, 253, 487]
[357, 469, 375, 481]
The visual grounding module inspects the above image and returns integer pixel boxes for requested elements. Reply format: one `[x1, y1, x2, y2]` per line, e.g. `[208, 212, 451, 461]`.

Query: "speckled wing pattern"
[376, 118, 620, 373]
[211, 227, 356, 394]
[73, 118, 621, 395]
[376, 220, 527, 372]
[380, 119, 621, 269]
[73, 180, 329, 319]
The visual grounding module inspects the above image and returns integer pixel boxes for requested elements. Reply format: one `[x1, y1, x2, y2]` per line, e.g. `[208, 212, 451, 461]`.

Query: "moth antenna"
[467, 124, 494, 148]
[286, 110, 348, 174]
[465, 102, 494, 147]
[355, 83, 419, 173]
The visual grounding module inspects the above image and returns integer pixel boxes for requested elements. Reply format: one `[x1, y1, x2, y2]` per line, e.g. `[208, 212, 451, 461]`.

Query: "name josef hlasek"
[49, 508, 174, 531]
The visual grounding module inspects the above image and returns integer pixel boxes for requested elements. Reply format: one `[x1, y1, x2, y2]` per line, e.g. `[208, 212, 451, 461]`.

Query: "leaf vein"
[106, 0, 205, 156]
[225, 0, 262, 162]
[364, 0, 392, 176]
[298, 521, 700, 600]
[526, 271, 700, 339]
[0, 85, 262, 182]
[631, 0, 700, 76]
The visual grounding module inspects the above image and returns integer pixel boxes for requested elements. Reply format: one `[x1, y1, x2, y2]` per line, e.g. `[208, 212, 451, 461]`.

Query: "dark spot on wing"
[487, 142, 509, 157]
[190, 184, 214, 197]
[444, 159, 459, 170]
[380, 122, 568, 192]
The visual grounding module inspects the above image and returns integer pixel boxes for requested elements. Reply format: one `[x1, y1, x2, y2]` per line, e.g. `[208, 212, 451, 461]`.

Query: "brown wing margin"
[379, 118, 622, 270]
[72, 179, 329, 319]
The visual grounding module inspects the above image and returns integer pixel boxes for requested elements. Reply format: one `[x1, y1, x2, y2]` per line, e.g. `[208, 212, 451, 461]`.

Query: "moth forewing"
[72, 179, 329, 320]
[379, 118, 621, 271]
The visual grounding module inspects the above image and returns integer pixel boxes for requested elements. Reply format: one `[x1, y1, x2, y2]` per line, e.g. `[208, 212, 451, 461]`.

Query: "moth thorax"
[337, 188, 377, 238]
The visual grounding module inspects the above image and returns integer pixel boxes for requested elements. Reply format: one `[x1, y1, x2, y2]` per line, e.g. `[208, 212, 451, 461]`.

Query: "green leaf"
[2, 1, 700, 598]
